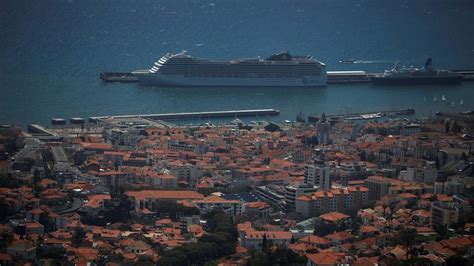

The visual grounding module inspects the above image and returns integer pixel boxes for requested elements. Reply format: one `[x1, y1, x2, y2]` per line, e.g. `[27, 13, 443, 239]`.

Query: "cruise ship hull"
[371, 76, 463, 85]
[135, 74, 327, 87]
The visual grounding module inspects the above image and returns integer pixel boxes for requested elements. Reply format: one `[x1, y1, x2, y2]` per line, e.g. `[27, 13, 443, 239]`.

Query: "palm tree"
[400, 228, 416, 260]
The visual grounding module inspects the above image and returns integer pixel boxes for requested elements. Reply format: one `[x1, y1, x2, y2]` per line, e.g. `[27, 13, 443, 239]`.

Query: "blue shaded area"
[1, 0, 473, 126]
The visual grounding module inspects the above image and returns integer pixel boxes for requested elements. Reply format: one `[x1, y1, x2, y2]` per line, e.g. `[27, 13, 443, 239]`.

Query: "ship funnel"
[423, 58, 433, 71]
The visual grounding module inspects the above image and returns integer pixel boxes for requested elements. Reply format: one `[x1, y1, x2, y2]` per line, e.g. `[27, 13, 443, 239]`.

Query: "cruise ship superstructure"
[371, 58, 463, 85]
[132, 51, 327, 87]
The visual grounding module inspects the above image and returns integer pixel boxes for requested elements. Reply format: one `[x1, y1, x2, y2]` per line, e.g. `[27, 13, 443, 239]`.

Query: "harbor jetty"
[307, 108, 415, 123]
[89, 109, 280, 123]
[100, 70, 473, 85]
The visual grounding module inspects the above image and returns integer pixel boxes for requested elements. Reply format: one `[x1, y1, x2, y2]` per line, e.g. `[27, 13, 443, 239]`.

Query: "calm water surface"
[1, 0, 473, 126]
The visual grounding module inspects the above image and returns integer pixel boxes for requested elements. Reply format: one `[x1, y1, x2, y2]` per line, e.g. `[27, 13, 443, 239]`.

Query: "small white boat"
[339, 59, 356, 64]
[442, 95, 446, 101]
[230, 118, 243, 125]
[460, 99, 464, 105]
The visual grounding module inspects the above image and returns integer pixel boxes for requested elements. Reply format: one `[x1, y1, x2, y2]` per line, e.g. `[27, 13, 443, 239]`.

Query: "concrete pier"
[454, 70, 474, 81]
[100, 69, 474, 84]
[27, 124, 56, 136]
[307, 108, 415, 122]
[327, 71, 372, 84]
[89, 109, 280, 123]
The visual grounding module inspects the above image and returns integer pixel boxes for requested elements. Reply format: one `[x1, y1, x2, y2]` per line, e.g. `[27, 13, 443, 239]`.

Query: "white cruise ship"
[132, 51, 327, 87]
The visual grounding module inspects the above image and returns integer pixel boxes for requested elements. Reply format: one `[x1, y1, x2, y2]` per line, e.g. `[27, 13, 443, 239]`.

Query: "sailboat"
[460, 99, 464, 105]
[433, 96, 437, 102]
[442, 95, 446, 101]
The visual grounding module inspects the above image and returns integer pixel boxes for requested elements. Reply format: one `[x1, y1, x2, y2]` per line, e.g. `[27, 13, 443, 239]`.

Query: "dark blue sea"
[1, 0, 474, 126]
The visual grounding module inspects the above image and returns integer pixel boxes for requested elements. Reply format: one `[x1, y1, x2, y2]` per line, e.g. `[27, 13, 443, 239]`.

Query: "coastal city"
[0, 110, 473, 265]
[2, 1, 474, 265]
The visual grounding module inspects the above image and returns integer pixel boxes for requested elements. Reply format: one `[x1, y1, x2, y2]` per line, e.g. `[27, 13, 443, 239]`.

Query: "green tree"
[395, 257, 432, 266]
[313, 219, 334, 237]
[158, 210, 237, 266]
[246, 245, 306, 266]
[0, 173, 19, 189]
[399, 228, 416, 260]
[367, 152, 376, 163]
[261, 233, 269, 254]
[434, 224, 449, 240]
[0, 198, 15, 222]
[102, 194, 132, 224]
[0, 227, 13, 248]
[246, 249, 268, 266]
[72, 227, 86, 247]
[446, 256, 470, 266]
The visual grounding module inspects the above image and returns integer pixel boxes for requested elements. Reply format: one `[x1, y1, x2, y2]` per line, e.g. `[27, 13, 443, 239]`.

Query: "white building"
[193, 196, 245, 217]
[284, 184, 319, 211]
[399, 123, 421, 136]
[316, 113, 331, 145]
[304, 164, 331, 189]
[169, 163, 203, 186]
[434, 176, 465, 195]
[406, 161, 437, 184]
[242, 231, 292, 251]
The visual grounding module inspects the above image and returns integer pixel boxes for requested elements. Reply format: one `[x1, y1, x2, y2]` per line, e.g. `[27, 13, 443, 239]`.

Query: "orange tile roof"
[245, 201, 269, 209]
[84, 194, 111, 208]
[306, 252, 347, 265]
[398, 193, 418, 199]
[299, 235, 330, 245]
[325, 231, 354, 241]
[319, 212, 350, 222]
[193, 195, 241, 204]
[245, 231, 292, 240]
[235, 245, 248, 254]
[359, 226, 380, 234]
[80, 142, 113, 151]
[28, 208, 45, 214]
[440, 236, 473, 250]
[237, 222, 253, 232]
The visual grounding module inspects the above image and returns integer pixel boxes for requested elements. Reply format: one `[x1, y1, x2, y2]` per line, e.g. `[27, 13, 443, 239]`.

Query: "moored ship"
[371, 58, 463, 85]
[132, 51, 327, 87]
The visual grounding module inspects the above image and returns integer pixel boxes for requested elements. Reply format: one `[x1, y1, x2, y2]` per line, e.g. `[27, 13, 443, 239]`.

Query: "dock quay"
[307, 108, 415, 123]
[453, 70, 474, 81]
[435, 111, 474, 122]
[100, 69, 474, 84]
[100, 71, 374, 84]
[327, 71, 373, 84]
[27, 124, 56, 136]
[89, 109, 280, 123]
[91, 116, 178, 129]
